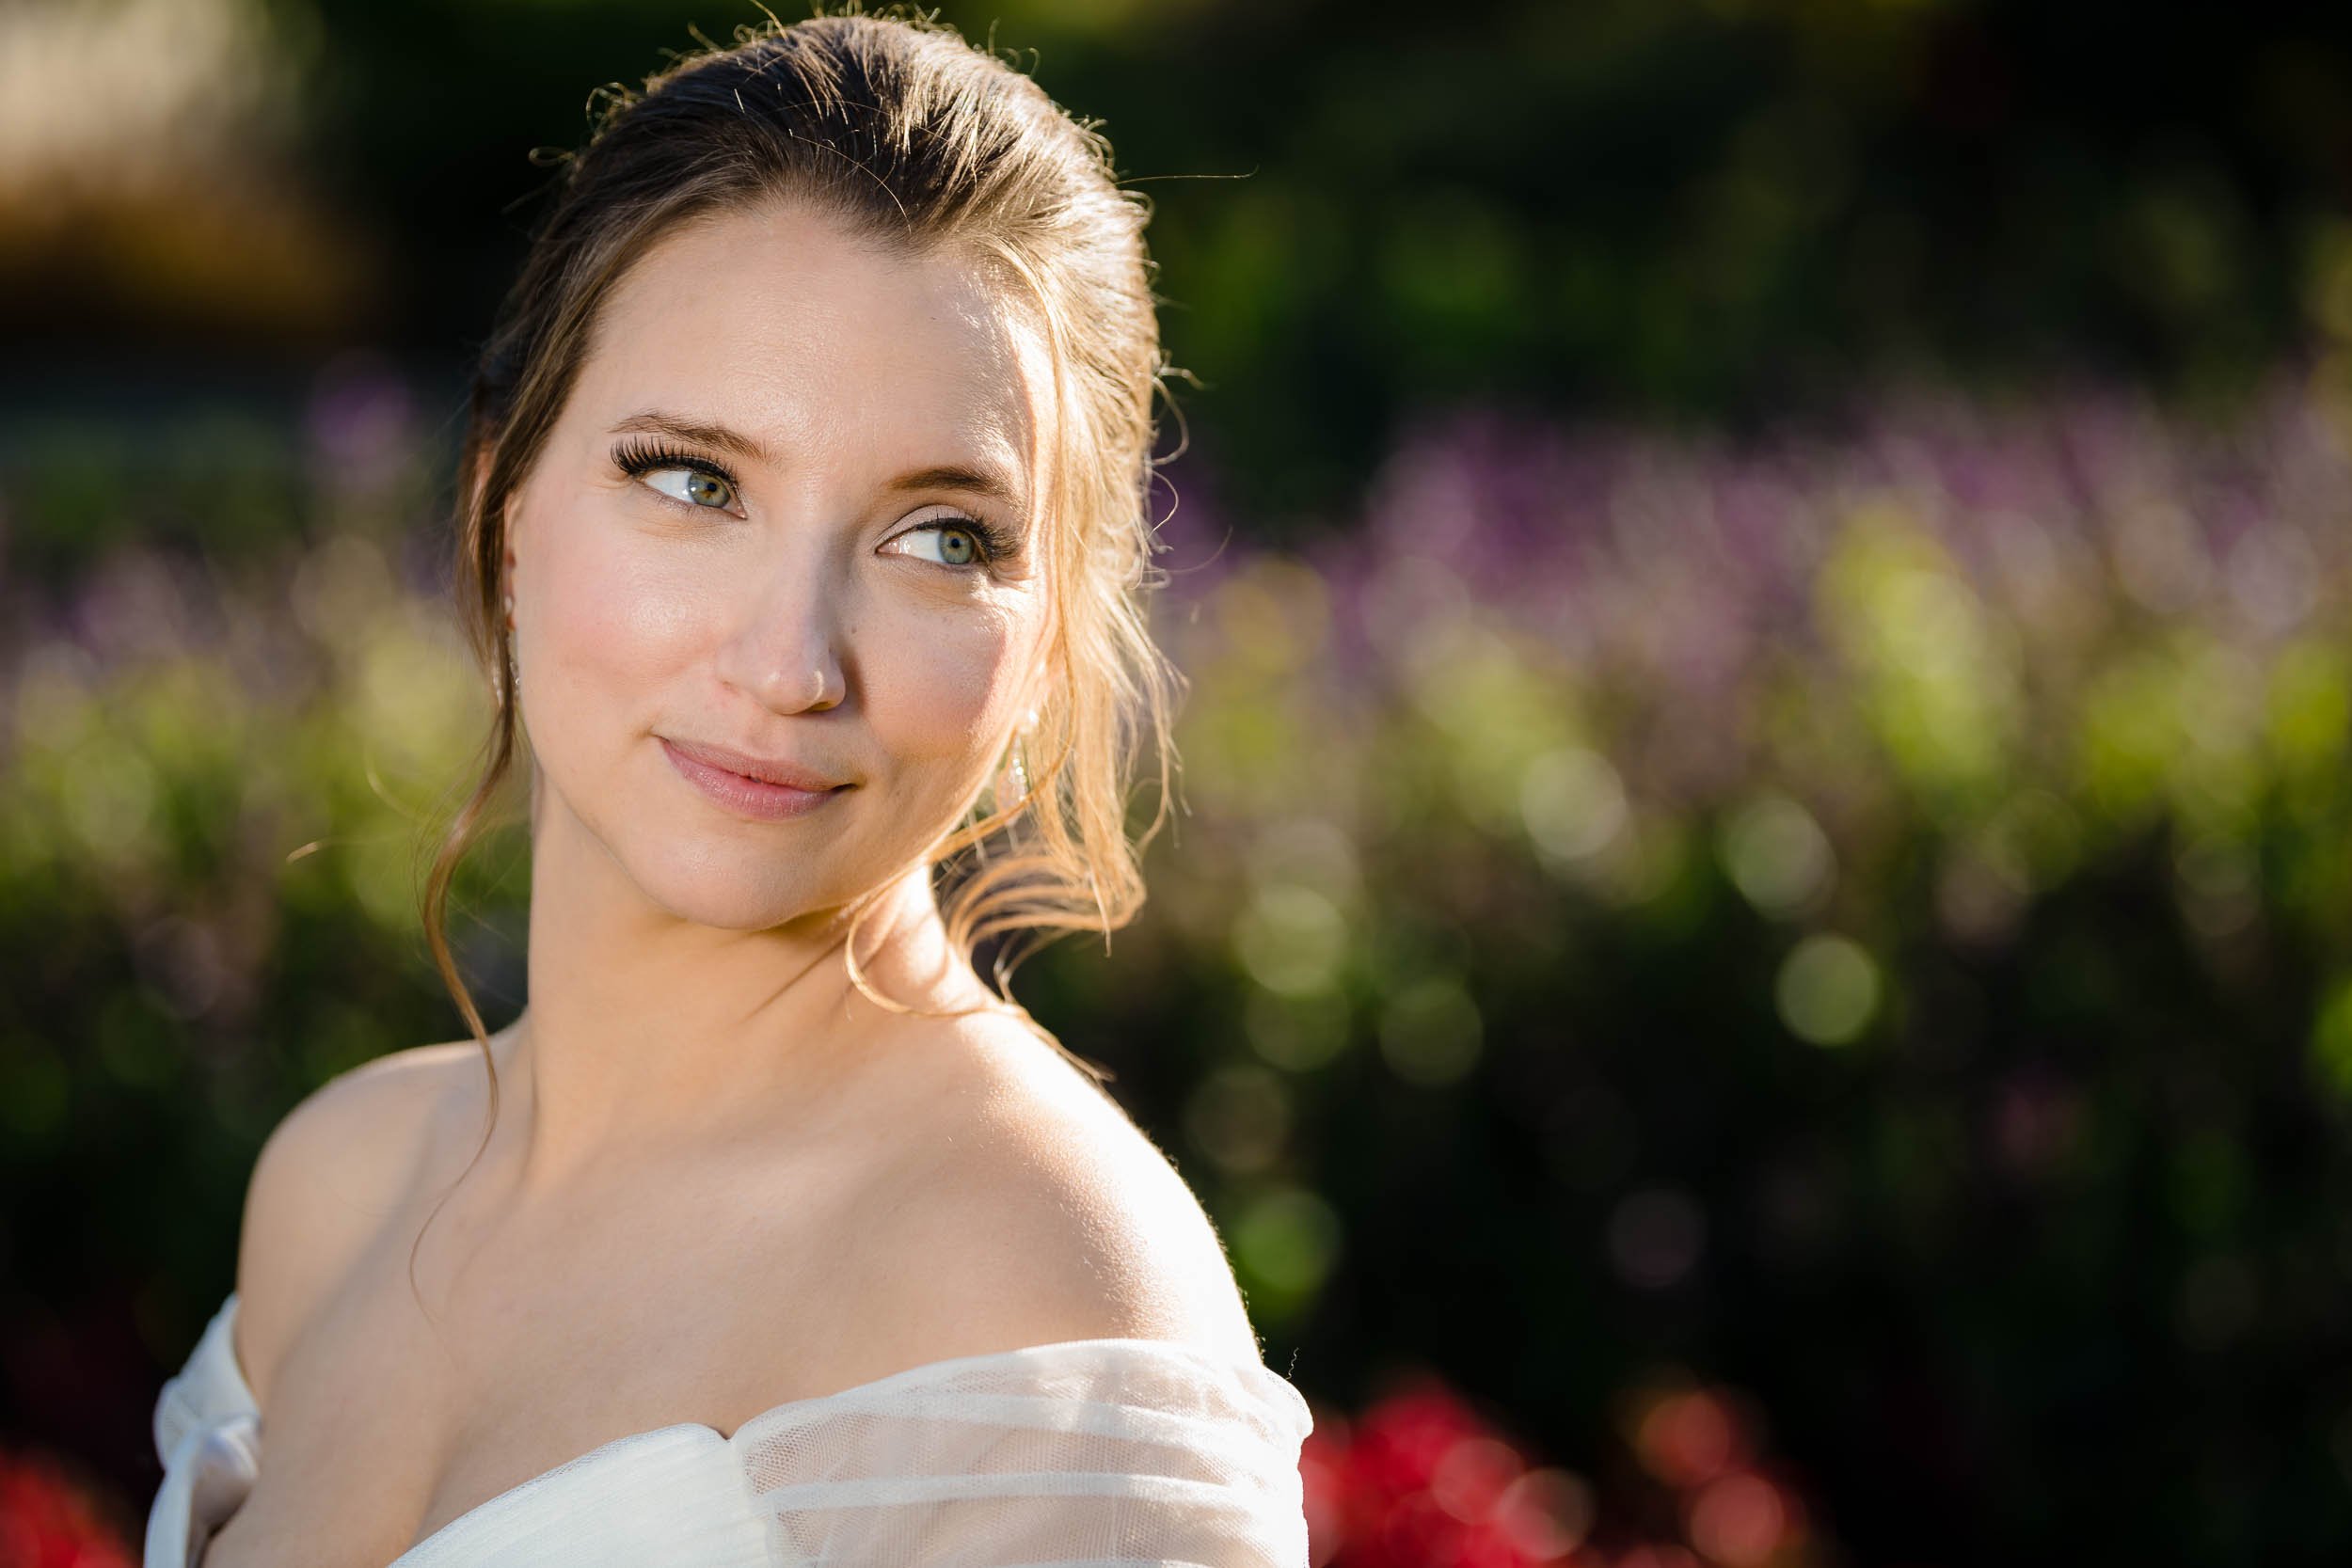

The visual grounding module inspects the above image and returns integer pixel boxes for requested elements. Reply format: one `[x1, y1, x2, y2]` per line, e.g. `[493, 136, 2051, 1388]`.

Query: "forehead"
[577, 197, 1049, 500]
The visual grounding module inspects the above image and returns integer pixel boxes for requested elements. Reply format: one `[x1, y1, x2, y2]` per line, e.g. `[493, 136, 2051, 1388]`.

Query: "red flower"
[1302, 1367, 1827, 1568]
[0, 1445, 137, 1568]
[1304, 1375, 1595, 1567]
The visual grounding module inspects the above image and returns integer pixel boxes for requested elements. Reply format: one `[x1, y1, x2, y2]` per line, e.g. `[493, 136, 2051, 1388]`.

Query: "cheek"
[524, 512, 709, 735]
[863, 595, 1032, 761]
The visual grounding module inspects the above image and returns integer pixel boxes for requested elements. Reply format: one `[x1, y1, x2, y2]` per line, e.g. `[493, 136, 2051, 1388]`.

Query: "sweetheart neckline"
[197, 1290, 1311, 1567]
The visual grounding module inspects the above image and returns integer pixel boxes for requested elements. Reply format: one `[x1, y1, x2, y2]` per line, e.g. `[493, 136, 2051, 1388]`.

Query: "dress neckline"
[201, 1290, 1312, 1566]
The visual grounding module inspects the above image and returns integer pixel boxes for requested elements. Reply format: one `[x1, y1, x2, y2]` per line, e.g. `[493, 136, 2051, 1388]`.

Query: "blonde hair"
[410, 7, 1186, 1280]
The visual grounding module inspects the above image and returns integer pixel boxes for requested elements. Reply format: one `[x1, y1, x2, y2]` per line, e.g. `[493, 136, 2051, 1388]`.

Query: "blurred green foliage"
[10, 365, 2352, 1560]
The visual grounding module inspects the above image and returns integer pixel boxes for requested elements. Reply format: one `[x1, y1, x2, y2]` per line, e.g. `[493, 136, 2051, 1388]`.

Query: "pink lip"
[661, 737, 850, 822]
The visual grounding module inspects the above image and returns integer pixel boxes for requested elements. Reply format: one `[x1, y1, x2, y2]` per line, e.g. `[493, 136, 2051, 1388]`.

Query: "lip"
[660, 737, 850, 821]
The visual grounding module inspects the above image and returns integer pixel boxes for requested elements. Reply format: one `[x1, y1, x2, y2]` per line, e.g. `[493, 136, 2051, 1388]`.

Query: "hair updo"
[418, 8, 1186, 1132]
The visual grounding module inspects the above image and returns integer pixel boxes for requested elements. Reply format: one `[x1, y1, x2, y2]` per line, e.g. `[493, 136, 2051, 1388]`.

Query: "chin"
[628, 834, 852, 932]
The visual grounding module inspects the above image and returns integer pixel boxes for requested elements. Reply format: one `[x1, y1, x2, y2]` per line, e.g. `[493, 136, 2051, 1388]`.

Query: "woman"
[145, 11, 1315, 1566]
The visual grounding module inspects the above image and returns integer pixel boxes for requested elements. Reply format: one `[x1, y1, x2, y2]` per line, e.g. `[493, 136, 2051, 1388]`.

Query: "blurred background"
[6, 0, 2352, 1563]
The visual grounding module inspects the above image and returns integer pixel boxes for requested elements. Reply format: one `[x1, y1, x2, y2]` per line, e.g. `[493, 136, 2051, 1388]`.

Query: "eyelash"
[609, 438, 1016, 569]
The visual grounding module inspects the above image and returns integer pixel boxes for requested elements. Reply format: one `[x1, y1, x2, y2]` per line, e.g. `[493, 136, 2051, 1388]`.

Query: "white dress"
[147, 1291, 1316, 1567]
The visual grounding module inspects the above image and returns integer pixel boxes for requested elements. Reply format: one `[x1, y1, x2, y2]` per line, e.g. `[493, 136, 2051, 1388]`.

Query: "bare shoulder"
[230, 1036, 490, 1409]
[843, 1009, 1267, 1374]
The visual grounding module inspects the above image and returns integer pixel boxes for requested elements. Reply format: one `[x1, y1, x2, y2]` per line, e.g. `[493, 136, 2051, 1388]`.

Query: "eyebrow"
[608, 411, 1028, 515]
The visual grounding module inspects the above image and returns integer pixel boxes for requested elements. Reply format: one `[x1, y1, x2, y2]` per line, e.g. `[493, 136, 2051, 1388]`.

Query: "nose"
[710, 542, 849, 715]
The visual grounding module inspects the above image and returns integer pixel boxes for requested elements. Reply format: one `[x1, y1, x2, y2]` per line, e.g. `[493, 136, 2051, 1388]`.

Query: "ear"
[485, 468, 518, 626]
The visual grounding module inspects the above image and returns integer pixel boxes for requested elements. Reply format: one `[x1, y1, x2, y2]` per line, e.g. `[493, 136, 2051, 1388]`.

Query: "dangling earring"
[1007, 707, 1041, 804]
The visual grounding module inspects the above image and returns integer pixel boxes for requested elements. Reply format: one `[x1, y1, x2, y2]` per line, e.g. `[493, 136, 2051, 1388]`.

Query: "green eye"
[918, 524, 982, 565]
[642, 466, 736, 510]
[611, 438, 740, 512]
[889, 513, 1008, 571]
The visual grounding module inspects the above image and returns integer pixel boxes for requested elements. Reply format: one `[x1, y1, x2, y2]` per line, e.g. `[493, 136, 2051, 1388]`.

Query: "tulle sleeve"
[733, 1338, 1315, 1568]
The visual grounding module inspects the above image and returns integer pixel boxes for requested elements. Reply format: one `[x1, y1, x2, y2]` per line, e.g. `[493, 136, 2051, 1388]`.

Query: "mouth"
[660, 736, 851, 821]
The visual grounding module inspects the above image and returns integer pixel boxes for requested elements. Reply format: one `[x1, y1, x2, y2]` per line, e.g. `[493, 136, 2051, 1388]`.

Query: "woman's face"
[501, 197, 1055, 930]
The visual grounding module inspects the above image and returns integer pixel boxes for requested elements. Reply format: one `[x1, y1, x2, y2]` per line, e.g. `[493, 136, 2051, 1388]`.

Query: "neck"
[494, 789, 987, 1198]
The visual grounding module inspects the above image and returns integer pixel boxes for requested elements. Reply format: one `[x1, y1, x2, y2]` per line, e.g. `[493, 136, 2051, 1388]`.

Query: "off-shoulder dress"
[147, 1291, 1315, 1567]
